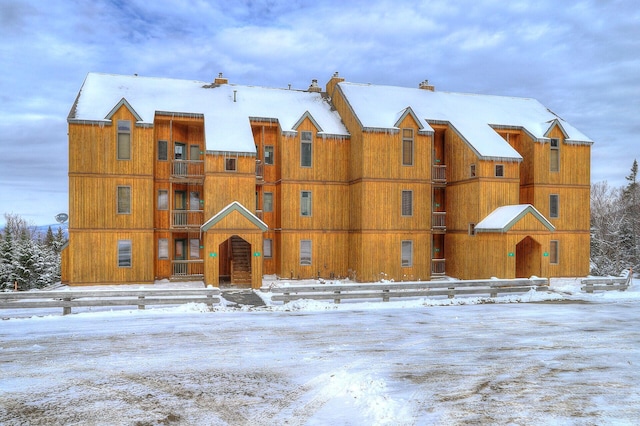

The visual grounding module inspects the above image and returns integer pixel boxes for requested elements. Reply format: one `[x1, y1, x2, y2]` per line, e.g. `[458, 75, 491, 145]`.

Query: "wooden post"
[138, 295, 145, 310]
[62, 298, 71, 315]
[334, 290, 341, 304]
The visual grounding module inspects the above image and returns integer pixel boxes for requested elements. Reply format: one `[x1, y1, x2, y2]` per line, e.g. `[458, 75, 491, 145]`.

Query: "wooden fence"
[265, 278, 549, 304]
[581, 269, 633, 293]
[0, 288, 221, 316]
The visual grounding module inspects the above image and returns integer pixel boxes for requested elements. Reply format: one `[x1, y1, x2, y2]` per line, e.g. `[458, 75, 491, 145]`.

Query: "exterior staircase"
[230, 236, 252, 285]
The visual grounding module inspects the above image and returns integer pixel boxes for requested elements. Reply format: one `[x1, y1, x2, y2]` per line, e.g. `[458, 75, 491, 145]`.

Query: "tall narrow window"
[189, 192, 200, 211]
[158, 140, 168, 161]
[117, 186, 131, 214]
[158, 239, 169, 259]
[401, 190, 413, 217]
[495, 164, 504, 177]
[401, 240, 413, 267]
[550, 194, 559, 218]
[301, 191, 312, 217]
[264, 145, 274, 165]
[402, 128, 414, 166]
[550, 138, 560, 172]
[300, 131, 312, 167]
[190, 239, 200, 259]
[263, 192, 273, 213]
[263, 239, 273, 258]
[157, 190, 168, 210]
[300, 240, 312, 265]
[190, 145, 200, 161]
[117, 120, 131, 160]
[118, 240, 132, 267]
[470, 164, 476, 178]
[550, 240, 559, 264]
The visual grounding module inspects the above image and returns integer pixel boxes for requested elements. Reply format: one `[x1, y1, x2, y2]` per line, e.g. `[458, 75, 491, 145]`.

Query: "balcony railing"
[172, 160, 204, 179]
[432, 258, 446, 275]
[432, 164, 447, 183]
[256, 160, 264, 181]
[171, 210, 204, 228]
[432, 212, 446, 230]
[172, 260, 204, 277]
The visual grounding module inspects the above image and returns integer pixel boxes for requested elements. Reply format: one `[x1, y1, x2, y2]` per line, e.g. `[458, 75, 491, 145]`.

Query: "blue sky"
[1, 0, 639, 225]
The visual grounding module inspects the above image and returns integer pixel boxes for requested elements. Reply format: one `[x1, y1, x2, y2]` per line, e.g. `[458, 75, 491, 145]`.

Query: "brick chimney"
[308, 79, 322, 93]
[214, 72, 228, 85]
[419, 79, 435, 91]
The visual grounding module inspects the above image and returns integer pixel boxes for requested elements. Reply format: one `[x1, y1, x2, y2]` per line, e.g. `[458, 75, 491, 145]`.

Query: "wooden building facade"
[63, 72, 592, 288]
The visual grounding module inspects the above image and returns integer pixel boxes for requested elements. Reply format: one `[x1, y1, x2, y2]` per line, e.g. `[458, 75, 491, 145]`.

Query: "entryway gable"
[201, 201, 268, 233]
[476, 204, 554, 234]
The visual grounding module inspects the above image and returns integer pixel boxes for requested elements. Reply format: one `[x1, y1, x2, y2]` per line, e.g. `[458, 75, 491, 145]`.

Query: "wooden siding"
[204, 155, 256, 216]
[278, 231, 349, 280]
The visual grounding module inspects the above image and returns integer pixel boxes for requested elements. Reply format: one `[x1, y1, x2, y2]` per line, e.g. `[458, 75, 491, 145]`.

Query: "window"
[401, 240, 413, 267]
[264, 145, 274, 165]
[190, 192, 200, 211]
[225, 157, 237, 171]
[401, 190, 413, 217]
[550, 194, 559, 218]
[469, 223, 476, 236]
[158, 140, 168, 161]
[117, 120, 131, 160]
[402, 128, 414, 166]
[117, 186, 131, 214]
[470, 164, 476, 178]
[190, 145, 200, 161]
[550, 138, 560, 172]
[301, 131, 312, 167]
[118, 240, 132, 267]
[300, 240, 312, 265]
[301, 191, 312, 216]
[495, 164, 504, 177]
[550, 240, 559, 264]
[157, 190, 168, 210]
[190, 239, 200, 259]
[263, 192, 273, 213]
[158, 239, 169, 259]
[263, 239, 273, 258]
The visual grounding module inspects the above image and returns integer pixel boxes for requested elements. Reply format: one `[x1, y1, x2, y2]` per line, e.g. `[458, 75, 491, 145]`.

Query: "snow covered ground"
[2, 278, 640, 425]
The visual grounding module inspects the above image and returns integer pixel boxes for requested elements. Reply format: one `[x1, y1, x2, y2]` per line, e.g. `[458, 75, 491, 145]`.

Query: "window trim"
[117, 185, 131, 215]
[550, 194, 559, 219]
[402, 128, 414, 166]
[118, 239, 132, 268]
[300, 131, 313, 168]
[263, 192, 273, 213]
[401, 240, 413, 267]
[158, 238, 169, 260]
[157, 140, 168, 161]
[495, 164, 504, 177]
[117, 120, 131, 160]
[300, 190, 312, 217]
[550, 240, 559, 264]
[263, 238, 273, 259]
[300, 240, 312, 266]
[264, 145, 274, 165]
[401, 190, 413, 217]
[550, 138, 560, 172]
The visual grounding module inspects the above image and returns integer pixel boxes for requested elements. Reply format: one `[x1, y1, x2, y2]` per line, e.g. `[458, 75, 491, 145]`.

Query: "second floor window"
[550, 138, 560, 172]
[402, 190, 413, 216]
[301, 191, 312, 216]
[263, 239, 273, 258]
[402, 128, 414, 166]
[263, 192, 273, 213]
[158, 140, 168, 161]
[550, 194, 559, 218]
[117, 120, 131, 160]
[264, 145, 274, 165]
[301, 131, 312, 167]
[117, 186, 131, 214]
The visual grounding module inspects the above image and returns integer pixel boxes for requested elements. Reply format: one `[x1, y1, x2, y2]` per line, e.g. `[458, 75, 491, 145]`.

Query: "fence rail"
[581, 269, 633, 293]
[0, 288, 220, 315]
[172, 260, 204, 277]
[265, 278, 549, 304]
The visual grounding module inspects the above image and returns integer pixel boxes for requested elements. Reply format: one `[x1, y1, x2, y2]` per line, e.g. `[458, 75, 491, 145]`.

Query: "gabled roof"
[292, 111, 323, 132]
[337, 82, 594, 161]
[201, 201, 268, 233]
[475, 204, 555, 233]
[105, 98, 142, 122]
[69, 73, 349, 154]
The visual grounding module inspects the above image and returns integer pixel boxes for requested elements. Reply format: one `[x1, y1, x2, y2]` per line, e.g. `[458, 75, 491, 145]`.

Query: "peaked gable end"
[476, 204, 555, 234]
[201, 201, 268, 233]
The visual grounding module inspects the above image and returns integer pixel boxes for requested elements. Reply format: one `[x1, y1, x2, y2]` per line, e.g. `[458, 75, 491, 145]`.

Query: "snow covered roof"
[475, 204, 555, 233]
[69, 73, 349, 154]
[201, 201, 268, 233]
[337, 82, 593, 162]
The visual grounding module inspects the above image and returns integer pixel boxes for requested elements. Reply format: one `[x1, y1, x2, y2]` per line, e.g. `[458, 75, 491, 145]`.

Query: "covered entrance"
[515, 236, 541, 278]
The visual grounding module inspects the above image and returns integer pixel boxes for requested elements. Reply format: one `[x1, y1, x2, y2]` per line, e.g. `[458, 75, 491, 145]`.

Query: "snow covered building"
[63, 72, 592, 287]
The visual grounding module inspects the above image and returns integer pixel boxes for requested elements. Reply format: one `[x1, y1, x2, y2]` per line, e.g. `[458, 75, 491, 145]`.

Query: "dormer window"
[550, 138, 560, 172]
[300, 131, 312, 167]
[117, 120, 131, 160]
[402, 128, 414, 166]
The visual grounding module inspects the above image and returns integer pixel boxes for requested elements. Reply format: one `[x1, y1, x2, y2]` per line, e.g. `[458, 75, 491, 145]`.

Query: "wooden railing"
[172, 160, 204, 179]
[431, 258, 446, 275]
[432, 165, 446, 183]
[432, 212, 446, 230]
[581, 269, 633, 293]
[172, 260, 204, 277]
[256, 160, 264, 181]
[265, 278, 549, 304]
[171, 210, 204, 228]
[0, 288, 220, 316]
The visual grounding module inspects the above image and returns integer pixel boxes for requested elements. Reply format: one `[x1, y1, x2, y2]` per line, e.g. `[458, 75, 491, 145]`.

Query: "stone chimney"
[214, 72, 228, 85]
[419, 79, 435, 91]
[308, 79, 322, 92]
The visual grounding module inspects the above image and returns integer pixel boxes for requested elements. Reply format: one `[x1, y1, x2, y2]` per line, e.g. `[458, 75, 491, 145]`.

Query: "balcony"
[432, 258, 446, 275]
[256, 160, 264, 183]
[172, 160, 204, 180]
[171, 210, 204, 229]
[172, 260, 204, 278]
[432, 211, 446, 231]
[432, 164, 447, 185]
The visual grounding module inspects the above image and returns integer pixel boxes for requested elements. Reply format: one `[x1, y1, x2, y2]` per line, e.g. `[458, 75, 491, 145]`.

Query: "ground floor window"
[158, 238, 169, 259]
[263, 239, 273, 258]
[118, 240, 132, 267]
[550, 240, 559, 264]
[300, 240, 312, 265]
[401, 240, 413, 267]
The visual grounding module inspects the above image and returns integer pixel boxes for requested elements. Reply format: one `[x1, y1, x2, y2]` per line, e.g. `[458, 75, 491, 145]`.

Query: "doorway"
[516, 236, 541, 278]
